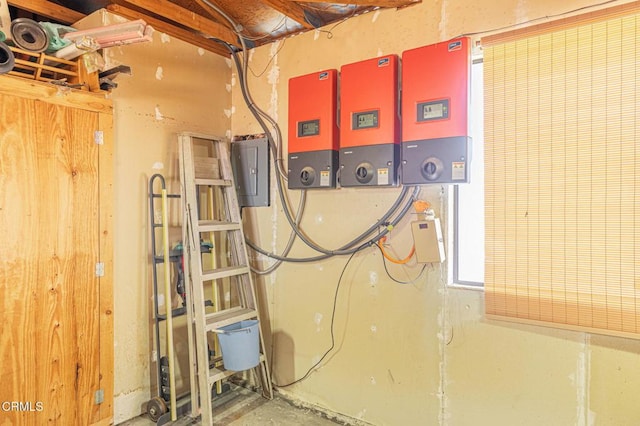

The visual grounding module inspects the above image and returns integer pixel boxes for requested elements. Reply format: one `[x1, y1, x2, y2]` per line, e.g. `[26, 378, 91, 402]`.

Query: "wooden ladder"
[178, 132, 273, 425]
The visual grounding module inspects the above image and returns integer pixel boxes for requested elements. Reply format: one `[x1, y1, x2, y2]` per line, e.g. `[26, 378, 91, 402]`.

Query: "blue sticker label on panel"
[419, 223, 429, 229]
[319, 71, 328, 80]
[378, 57, 390, 67]
[448, 40, 462, 52]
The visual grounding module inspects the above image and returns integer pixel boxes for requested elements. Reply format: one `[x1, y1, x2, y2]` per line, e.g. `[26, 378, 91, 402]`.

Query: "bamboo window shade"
[483, 3, 640, 338]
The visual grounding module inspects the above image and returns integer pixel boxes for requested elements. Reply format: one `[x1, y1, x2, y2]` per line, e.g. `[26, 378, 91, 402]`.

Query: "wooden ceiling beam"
[189, 0, 234, 30]
[112, 0, 239, 47]
[7, 0, 85, 24]
[260, 0, 314, 29]
[106, 4, 230, 57]
[298, 0, 420, 8]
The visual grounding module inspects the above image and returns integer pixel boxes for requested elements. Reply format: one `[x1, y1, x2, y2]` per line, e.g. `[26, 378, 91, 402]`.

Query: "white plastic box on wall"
[411, 218, 446, 263]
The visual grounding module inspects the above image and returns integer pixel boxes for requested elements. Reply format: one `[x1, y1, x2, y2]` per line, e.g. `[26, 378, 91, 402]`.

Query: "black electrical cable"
[274, 243, 369, 387]
[375, 243, 428, 285]
[273, 239, 428, 387]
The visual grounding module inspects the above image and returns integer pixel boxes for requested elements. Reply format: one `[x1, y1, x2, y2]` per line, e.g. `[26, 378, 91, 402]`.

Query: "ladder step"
[198, 220, 241, 232]
[195, 178, 232, 187]
[208, 354, 267, 385]
[205, 307, 257, 331]
[179, 134, 274, 424]
[202, 265, 250, 281]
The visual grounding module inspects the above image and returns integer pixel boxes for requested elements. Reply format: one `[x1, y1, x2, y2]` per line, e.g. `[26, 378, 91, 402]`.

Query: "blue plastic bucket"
[217, 320, 260, 371]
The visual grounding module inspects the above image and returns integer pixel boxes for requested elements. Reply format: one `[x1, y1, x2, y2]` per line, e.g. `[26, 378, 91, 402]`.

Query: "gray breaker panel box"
[288, 149, 339, 189]
[401, 136, 471, 185]
[339, 144, 400, 187]
[231, 137, 270, 207]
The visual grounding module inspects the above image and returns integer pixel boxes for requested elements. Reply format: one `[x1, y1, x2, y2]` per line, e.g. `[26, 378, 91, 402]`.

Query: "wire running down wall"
[483, 5, 640, 338]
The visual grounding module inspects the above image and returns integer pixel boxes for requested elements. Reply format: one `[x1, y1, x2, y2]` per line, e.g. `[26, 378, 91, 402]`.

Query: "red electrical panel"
[339, 55, 400, 187]
[340, 55, 400, 148]
[288, 69, 339, 154]
[287, 69, 339, 189]
[401, 37, 471, 184]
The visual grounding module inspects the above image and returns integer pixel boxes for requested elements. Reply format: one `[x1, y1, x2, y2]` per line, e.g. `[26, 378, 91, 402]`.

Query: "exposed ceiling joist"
[301, 0, 419, 7]
[7, 0, 422, 56]
[189, 0, 234, 29]
[8, 0, 85, 24]
[112, 0, 239, 46]
[106, 4, 230, 56]
[259, 0, 314, 29]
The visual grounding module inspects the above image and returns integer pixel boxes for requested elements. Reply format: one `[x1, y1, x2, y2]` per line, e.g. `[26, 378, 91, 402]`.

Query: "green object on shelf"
[39, 22, 76, 52]
[0, 31, 5, 42]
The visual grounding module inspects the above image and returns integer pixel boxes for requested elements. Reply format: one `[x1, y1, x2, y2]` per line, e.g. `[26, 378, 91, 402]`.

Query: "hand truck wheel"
[146, 396, 167, 422]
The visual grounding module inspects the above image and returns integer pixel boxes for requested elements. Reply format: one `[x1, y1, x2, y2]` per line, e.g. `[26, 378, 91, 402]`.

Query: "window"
[452, 60, 485, 287]
[483, 4, 640, 338]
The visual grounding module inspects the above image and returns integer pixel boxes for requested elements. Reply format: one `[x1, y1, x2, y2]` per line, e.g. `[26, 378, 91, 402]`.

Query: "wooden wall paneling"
[40, 100, 101, 424]
[0, 82, 113, 424]
[0, 91, 43, 425]
[96, 111, 114, 426]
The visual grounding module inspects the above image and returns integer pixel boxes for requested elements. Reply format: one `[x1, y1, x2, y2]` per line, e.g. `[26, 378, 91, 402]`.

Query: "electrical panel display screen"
[418, 99, 449, 122]
[401, 39, 471, 185]
[353, 110, 379, 130]
[298, 119, 320, 137]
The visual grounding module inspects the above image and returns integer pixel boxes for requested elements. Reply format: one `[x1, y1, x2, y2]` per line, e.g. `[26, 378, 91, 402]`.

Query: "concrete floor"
[118, 386, 342, 426]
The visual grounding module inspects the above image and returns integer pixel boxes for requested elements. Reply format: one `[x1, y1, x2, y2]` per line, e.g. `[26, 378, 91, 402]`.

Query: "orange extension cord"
[376, 236, 415, 264]
[375, 199, 431, 264]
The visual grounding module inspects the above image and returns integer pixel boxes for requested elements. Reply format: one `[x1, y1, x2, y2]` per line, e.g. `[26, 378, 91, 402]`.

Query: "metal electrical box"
[339, 55, 400, 187]
[288, 69, 339, 189]
[230, 137, 270, 207]
[401, 38, 471, 185]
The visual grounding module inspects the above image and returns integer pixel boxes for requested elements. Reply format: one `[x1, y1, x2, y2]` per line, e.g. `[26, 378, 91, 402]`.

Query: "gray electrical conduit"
[225, 46, 310, 270]
[227, 49, 297, 218]
[247, 184, 420, 262]
[188, 9, 305, 271]
[274, 184, 415, 257]
[251, 189, 306, 274]
[199, 0, 289, 181]
[228, 44, 418, 257]
[215, 9, 384, 258]
[204, 2, 419, 259]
